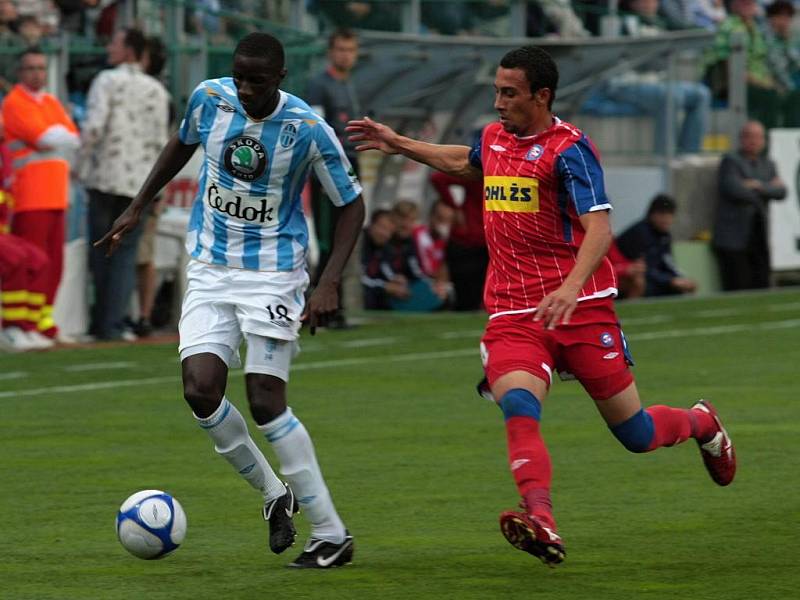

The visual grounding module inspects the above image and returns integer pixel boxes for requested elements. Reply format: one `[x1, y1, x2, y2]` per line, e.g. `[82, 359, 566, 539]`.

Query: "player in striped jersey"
[348, 45, 735, 566]
[97, 33, 363, 568]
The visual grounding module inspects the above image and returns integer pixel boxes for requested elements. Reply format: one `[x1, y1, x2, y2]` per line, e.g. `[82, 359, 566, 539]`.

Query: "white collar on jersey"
[513, 116, 561, 140]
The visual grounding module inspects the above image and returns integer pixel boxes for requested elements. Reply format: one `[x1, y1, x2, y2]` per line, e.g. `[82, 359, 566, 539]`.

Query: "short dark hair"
[499, 45, 559, 109]
[328, 28, 357, 48]
[144, 36, 167, 77]
[766, 0, 794, 17]
[370, 209, 392, 225]
[123, 28, 147, 61]
[648, 194, 677, 215]
[234, 32, 285, 71]
[17, 46, 45, 65]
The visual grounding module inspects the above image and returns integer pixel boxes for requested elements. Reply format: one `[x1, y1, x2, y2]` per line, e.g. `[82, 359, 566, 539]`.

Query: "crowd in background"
[0, 19, 169, 352]
[0, 1, 796, 351]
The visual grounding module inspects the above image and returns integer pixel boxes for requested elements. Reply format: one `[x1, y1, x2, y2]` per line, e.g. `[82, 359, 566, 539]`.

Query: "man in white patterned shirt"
[79, 27, 169, 341]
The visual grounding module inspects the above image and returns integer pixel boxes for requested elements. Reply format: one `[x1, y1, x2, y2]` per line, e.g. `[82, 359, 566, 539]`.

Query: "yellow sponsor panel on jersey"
[484, 176, 540, 212]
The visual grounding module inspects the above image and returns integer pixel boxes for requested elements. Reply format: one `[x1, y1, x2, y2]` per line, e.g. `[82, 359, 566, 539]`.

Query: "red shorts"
[480, 299, 633, 400]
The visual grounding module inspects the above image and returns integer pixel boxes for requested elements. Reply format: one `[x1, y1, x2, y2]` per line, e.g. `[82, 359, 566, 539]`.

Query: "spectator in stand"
[78, 28, 169, 341]
[607, 240, 646, 300]
[616, 194, 697, 297]
[762, 0, 800, 127]
[306, 28, 361, 329]
[584, 0, 711, 154]
[16, 0, 58, 36]
[0, 0, 21, 92]
[17, 15, 44, 46]
[430, 170, 487, 310]
[0, 116, 53, 351]
[713, 120, 786, 291]
[361, 208, 407, 310]
[687, 0, 727, 30]
[316, 1, 402, 32]
[2, 48, 79, 342]
[131, 35, 171, 338]
[387, 199, 446, 311]
[412, 200, 453, 278]
[705, 0, 781, 128]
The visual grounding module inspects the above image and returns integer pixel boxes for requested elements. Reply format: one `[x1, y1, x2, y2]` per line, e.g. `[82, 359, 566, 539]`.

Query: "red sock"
[505, 416, 555, 529]
[645, 405, 717, 451]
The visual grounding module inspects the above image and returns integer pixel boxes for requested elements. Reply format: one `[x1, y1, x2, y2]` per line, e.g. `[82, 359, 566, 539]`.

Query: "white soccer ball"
[116, 489, 187, 559]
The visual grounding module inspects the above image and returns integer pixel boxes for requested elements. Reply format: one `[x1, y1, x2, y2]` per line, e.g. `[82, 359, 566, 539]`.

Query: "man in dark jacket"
[617, 194, 697, 297]
[712, 120, 787, 290]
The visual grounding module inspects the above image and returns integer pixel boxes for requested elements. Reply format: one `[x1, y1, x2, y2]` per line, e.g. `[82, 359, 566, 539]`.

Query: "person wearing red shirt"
[430, 170, 488, 310]
[348, 45, 735, 567]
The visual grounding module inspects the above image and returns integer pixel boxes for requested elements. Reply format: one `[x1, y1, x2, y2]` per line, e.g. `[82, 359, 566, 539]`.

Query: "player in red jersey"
[347, 46, 736, 567]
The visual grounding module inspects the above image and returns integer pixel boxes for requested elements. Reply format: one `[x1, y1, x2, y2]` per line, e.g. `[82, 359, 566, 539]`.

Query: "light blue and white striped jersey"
[178, 78, 362, 271]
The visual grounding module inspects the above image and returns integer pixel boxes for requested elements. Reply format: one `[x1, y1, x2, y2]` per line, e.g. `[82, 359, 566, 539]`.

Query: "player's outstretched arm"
[94, 133, 199, 256]
[304, 195, 366, 334]
[346, 116, 481, 180]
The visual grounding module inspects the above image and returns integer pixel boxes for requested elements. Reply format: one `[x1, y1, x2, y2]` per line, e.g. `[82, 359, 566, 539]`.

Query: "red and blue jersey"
[469, 118, 618, 317]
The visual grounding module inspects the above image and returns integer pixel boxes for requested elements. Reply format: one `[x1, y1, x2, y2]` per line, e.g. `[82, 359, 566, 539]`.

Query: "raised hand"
[346, 116, 401, 154]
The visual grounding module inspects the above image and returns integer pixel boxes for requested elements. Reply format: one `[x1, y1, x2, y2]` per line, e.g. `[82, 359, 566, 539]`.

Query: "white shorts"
[178, 260, 308, 380]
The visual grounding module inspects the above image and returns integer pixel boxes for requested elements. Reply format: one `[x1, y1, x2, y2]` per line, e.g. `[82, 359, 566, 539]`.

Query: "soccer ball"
[116, 490, 187, 559]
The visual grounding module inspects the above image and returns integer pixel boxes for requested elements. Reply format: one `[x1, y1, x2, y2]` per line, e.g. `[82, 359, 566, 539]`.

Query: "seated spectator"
[584, 0, 710, 154]
[430, 170, 487, 310]
[16, 0, 58, 36]
[687, 0, 727, 31]
[17, 15, 44, 46]
[704, 0, 781, 128]
[412, 200, 453, 278]
[0, 0, 21, 92]
[616, 194, 697, 297]
[361, 208, 407, 310]
[763, 0, 800, 127]
[607, 240, 646, 300]
[316, 1, 402, 32]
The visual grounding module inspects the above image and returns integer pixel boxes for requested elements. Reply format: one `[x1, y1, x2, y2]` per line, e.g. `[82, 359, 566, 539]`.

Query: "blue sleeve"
[178, 83, 206, 145]
[311, 120, 362, 206]
[556, 136, 611, 215]
[468, 132, 483, 170]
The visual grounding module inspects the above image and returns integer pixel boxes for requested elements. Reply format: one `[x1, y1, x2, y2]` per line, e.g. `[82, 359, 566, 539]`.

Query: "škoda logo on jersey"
[224, 136, 267, 181]
[484, 176, 540, 213]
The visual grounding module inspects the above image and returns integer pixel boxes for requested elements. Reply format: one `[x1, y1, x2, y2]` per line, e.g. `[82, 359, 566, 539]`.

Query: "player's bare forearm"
[94, 134, 198, 255]
[536, 210, 612, 328]
[129, 134, 199, 214]
[347, 117, 481, 179]
[563, 211, 613, 291]
[317, 196, 366, 288]
[395, 139, 481, 179]
[306, 195, 365, 334]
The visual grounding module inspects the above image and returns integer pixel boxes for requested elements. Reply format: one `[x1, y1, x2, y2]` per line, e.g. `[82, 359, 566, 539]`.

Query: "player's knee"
[499, 388, 542, 421]
[246, 373, 287, 424]
[183, 372, 225, 417]
[610, 408, 654, 453]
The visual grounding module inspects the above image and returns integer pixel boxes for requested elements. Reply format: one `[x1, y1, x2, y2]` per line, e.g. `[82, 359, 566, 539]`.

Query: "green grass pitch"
[1, 289, 799, 599]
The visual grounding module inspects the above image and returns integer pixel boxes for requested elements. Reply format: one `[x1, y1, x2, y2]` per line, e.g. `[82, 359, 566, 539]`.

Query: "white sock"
[259, 407, 346, 543]
[195, 397, 285, 502]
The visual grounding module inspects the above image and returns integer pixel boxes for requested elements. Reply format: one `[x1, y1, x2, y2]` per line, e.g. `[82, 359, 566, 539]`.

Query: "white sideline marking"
[620, 315, 674, 326]
[338, 337, 399, 349]
[768, 302, 800, 312]
[693, 308, 743, 318]
[0, 371, 28, 381]
[62, 361, 138, 372]
[1, 319, 797, 400]
[628, 318, 800, 341]
[439, 330, 484, 339]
